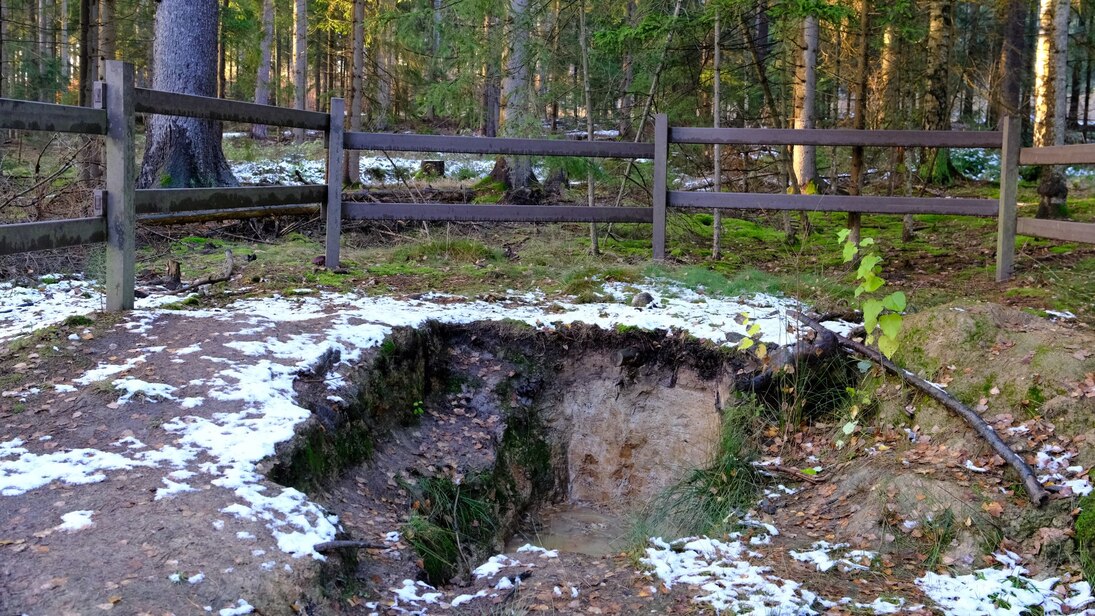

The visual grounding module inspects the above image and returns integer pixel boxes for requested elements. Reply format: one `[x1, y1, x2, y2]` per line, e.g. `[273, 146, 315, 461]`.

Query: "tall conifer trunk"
[137, 0, 237, 189]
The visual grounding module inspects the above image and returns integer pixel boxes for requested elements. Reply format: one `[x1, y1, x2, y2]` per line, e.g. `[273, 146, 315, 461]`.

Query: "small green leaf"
[737, 337, 755, 350]
[747, 323, 762, 337]
[843, 242, 858, 263]
[837, 229, 851, 243]
[882, 291, 907, 312]
[879, 313, 903, 339]
[842, 420, 858, 435]
[878, 334, 900, 358]
[856, 360, 873, 373]
[856, 254, 882, 279]
[863, 299, 884, 332]
[800, 467, 818, 476]
[859, 237, 875, 247]
[862, 273, 886, 293]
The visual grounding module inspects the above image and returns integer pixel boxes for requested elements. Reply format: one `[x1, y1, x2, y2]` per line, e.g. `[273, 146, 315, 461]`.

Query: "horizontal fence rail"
[669, 127, 1003, 148]
[1017, 217, 1095, 243]
[138, 204, 320, 225]
[0, 99, 108, 134]
[1019, 144, 1095, 166]
[343, 203, 654, 223]
[667, 192, 999, 217]
[0, 217, 107, 256]
[5, 66, 1093, 310]
[344, 132, 654, 159]
[134, 88, 329, 130]
[135, 185, 327, 215]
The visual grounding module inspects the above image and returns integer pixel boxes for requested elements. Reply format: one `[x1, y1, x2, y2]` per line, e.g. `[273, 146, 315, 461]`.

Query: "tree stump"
[165, 260, 182, 290]
[420, 160, 445, 178]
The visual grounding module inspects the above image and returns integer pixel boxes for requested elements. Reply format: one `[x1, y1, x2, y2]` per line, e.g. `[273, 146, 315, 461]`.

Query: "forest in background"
[0, 0, 1090, 221]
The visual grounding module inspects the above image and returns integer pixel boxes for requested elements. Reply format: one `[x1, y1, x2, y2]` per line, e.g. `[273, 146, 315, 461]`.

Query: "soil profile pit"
[273, 320, 851, 593]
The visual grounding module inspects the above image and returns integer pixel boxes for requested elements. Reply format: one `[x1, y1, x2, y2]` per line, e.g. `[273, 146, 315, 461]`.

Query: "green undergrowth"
[401, 476, 498, 585]
[1079, 494, 1095, 583]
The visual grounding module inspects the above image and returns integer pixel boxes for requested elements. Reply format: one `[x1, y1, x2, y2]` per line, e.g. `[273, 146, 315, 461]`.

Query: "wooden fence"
[1, 60, 1092, 311]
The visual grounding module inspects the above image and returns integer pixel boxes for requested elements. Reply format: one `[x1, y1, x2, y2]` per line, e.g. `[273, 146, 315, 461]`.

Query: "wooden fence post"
[653, 113, 668, 261]
[996, 115, 1020, 282]
[326, 97, 345, 269]
[103, 60, 135, 310]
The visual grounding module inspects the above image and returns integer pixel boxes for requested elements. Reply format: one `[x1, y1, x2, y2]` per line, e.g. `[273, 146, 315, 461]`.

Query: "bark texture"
[501, 0, 536, 192]
[292, 0, 307, 143]
[347, 0, 365, 183]
[792, 15, 818, 190]
[1033, 0, 1070, 218]
[923, 0, 955, 184]
[137, 0, 237, 189]
[251, 0, 275, 140]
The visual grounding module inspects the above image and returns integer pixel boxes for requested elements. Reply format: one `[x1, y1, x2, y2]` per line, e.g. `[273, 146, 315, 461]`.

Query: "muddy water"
[505, 504, 631, 557]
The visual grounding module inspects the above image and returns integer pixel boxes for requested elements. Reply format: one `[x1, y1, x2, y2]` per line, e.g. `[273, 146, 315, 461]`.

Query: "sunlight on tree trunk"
[1033, 0, 1070, 218]
[251, 0, 274, 140]
[137, 0, 237, 189]
[293, 0, 307, 143]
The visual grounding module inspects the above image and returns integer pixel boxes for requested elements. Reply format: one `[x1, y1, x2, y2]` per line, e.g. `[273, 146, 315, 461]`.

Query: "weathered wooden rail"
[1, 60, 1091, 311]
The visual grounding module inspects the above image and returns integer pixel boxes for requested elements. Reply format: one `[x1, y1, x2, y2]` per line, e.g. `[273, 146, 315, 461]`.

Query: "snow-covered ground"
[232, 155, 499, 186]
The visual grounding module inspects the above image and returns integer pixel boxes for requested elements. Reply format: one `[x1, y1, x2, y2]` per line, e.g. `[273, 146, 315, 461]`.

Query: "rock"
[631, 292, 655, 308]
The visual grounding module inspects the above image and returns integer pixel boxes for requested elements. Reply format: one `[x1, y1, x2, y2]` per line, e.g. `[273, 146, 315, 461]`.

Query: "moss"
[1079, 494, 1095, 583]
[62, 315, 94, 327]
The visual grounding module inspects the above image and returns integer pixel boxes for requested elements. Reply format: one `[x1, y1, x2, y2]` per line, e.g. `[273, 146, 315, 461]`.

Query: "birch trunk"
[792, 15, 818, 191]
[1033, 0, 1070, 218]
[293, 0, 307, 143]
[347, 0, 365, 183]
[579, 0, 598, 253]
[137, 0, 237, 189]
[251, 0, 275, 140]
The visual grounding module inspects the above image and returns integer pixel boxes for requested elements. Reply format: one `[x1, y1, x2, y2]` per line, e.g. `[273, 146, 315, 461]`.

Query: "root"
[790, 310, 1050, 507]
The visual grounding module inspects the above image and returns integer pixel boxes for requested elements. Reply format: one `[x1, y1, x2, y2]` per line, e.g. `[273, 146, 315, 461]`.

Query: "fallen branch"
[313, 540, 386, 552]
[790, 310, 1049, 507]
[172, 249, 235, 294]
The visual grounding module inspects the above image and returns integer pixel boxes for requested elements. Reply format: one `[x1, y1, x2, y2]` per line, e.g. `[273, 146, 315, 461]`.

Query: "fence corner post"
[103, 60, 135, 311]
[653, 113, 668, 261]
[996, 115, 1020, 283]
[326, 97, 345, 270]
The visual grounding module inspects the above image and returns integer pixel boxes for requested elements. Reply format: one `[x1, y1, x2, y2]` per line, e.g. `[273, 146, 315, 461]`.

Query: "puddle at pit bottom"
[505, 504, 630, 557]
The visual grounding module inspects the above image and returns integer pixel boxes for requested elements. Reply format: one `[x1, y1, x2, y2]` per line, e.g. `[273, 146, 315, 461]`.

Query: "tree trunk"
[97, 0, 114, 83]
[792, 15, 818, 191]
[137, 0, 237, 189]
[997, 0, 1030, 120]
[712, 7, 723, 260]
[1069, 16, 1085, 129]
[347, 0, 365, 184]
[293, 0, 307, 143]
[923, 0, 955, 184]
[251, 0, 274, 140]
[1033, 0, 1070, 218]
[502, 0, 535, 191]
[376, 35, 392, 130]
[0, 1, 7, 100]
[847, 0, 870, 246]
[618, 0, 637, 138]
[60, 0, 70, 86]
[482, 12, 501, 137]
[40, 0, 56, 101]
[579, 0, 598, 253]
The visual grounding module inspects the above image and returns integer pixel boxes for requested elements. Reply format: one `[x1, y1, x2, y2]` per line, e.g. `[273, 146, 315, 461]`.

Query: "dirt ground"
[0, 286, 1092, 615]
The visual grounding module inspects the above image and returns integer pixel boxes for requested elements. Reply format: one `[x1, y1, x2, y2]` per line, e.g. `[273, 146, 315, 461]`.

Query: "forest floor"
[1, 137, 1095, 614]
